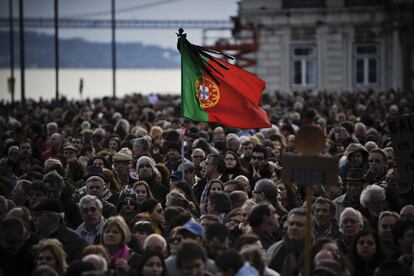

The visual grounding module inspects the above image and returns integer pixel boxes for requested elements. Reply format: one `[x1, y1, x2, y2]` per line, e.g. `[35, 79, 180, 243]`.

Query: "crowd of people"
[0, 89, 413, 276]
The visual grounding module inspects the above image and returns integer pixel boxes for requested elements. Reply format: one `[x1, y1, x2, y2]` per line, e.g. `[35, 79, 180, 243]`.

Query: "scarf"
[110, 244, 129, 264]
[109, 244, 130, 276]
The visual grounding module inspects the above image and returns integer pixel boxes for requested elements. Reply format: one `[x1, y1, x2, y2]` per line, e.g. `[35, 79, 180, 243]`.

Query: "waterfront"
[0, 68, 181, 102]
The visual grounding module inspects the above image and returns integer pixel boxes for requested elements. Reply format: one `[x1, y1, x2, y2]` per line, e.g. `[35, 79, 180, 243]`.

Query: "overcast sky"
[0, 0, 239, 49]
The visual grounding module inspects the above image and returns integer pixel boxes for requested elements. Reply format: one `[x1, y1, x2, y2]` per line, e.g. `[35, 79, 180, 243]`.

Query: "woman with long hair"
[224, 151, 248, 180]
[199, 179, 224, 214]
[34, 239, 68, 276]
[348, 230, 384, 276]
[276, 180, 301, 211]
[137, 250, 166, 276]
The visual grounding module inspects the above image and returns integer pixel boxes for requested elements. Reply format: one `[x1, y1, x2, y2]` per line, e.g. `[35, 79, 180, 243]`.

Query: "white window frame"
[353, 43, 380, 87]
[290, 44, 317, 89]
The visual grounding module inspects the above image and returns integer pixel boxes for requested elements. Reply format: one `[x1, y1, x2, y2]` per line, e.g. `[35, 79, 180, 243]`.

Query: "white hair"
[360, 184, 385, 208]
[143, 234, 167, 251]
[339, 207, 364, 226]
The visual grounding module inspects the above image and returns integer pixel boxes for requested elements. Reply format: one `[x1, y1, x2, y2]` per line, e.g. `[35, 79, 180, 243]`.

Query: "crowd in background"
[0, 89, 413, 276]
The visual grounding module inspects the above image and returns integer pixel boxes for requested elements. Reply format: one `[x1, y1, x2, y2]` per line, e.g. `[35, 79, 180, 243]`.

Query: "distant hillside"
[0, 31, 180, 68]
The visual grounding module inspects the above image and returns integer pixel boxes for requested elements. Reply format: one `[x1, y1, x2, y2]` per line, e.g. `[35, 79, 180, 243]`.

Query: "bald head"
[82, 254, 107, 272]
[234, 175, 250, 194]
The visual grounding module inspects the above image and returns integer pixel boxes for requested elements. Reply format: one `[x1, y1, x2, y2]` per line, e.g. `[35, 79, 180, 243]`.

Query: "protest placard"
[387, 114, 414, 182]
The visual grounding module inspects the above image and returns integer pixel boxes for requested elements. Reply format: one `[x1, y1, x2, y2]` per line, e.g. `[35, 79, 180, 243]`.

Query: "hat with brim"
[84, 165, 106, 180]
[64, 145, 78, 152]
[346, 168, 365, 182]
[180, 220, 204, 237]
[113, 152, 133, 162]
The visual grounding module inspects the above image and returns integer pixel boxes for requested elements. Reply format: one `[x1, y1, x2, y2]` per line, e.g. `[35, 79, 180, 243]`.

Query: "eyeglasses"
[81, 207, 98, 214]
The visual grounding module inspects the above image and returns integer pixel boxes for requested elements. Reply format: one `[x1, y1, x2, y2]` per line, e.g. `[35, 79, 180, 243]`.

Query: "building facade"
[235, 0, 414, 93]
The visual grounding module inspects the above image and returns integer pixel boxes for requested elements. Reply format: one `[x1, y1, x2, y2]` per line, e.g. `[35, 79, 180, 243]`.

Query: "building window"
[354, 43, 379, 86]
[291, 44, 317, 88]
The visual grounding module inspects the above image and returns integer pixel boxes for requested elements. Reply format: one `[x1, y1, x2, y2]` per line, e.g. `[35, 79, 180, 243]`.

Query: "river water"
[0, 68, 181, 102]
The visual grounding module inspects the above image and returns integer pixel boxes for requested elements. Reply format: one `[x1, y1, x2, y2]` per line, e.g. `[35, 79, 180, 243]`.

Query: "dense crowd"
[0, 89, 413, 276]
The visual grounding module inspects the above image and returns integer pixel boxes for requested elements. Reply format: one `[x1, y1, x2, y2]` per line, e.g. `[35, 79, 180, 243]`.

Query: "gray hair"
[85, 176, 105, 186]
[133, 137, 150, 151]
[360, 184, 385, 208]
[339, 207, 363, 226]
[79, 195, 103, 210]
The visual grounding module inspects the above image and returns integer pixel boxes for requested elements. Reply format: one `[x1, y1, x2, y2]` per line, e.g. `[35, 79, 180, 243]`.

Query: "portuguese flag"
[177, 28, 271, 129]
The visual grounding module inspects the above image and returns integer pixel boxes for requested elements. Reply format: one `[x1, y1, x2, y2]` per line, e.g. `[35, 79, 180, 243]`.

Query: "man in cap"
[136, 156, 169, 203]
[63, 144, 78, 162]
[112, 151, 135, 187]
[165, 220, 217, 276]
[333, 168, 367, 222]
[32, 199, 87, 262]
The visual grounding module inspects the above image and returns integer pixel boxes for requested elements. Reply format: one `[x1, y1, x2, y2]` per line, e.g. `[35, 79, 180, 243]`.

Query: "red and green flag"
[177, 28, 271, 129]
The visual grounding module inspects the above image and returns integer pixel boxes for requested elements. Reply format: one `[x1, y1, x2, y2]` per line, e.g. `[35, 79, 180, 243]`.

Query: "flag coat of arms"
[177, 28, 271, 129]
